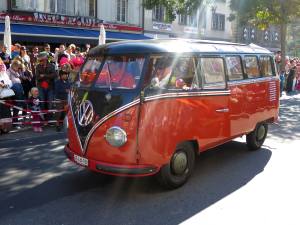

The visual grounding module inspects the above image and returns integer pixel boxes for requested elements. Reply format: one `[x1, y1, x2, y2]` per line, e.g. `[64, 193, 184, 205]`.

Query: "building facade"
[144, 0, 235, 42]
[0, 0, 149, 46]
[235, 24, 281, 52]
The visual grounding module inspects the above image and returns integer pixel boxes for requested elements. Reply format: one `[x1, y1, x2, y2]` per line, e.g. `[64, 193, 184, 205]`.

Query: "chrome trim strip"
[83, 99, 141, 151]
[144, 90, 231, 102]
[216, 108, 229, 113]
[228, 77, 279, 86]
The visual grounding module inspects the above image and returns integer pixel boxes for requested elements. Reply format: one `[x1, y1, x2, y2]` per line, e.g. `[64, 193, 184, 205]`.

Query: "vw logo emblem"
[77, 100, 94, 127]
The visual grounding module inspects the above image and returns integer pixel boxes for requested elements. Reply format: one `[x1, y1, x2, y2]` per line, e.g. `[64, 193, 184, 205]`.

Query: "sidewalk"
[280, 90, 300, 100]
[0, 125, 66, 142]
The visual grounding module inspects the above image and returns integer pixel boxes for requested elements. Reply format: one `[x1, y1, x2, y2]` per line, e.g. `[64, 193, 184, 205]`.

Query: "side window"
[225, 56, 244, 81]
[148, 56, 198, 90]
[168, 57, 198, 90]
[244, 56, 260, 78]
[260, 56, 274, 77]
[199, 57, 226, 89]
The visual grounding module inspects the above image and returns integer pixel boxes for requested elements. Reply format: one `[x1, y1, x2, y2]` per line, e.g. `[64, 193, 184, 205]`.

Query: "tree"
[229, 0, 300, 70]
[143, 0, 202, 22]
[287, 19, 300, 56]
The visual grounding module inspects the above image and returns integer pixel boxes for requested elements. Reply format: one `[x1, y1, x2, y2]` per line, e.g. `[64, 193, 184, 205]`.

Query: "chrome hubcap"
[171, 151, 188, 175]
[257, 125, 266, 141]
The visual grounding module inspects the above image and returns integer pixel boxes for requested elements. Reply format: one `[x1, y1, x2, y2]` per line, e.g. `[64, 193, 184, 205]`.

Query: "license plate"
[74, 154, 88, 167]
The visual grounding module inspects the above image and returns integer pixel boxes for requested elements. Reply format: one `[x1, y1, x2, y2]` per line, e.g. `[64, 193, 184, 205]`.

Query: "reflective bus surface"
[64, 39, 279, 189]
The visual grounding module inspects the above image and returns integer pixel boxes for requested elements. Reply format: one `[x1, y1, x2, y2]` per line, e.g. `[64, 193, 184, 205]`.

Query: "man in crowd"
[11, 43, 21, 60]
[35, 51, 57, 112]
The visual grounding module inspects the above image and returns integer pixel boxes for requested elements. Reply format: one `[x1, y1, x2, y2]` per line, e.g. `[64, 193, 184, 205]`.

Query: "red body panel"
[66, 78, 279, 176]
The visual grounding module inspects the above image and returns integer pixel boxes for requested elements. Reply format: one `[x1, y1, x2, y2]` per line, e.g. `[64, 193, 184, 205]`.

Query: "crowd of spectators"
[275, 51, 300, 97]
[0, 42, 88, 132]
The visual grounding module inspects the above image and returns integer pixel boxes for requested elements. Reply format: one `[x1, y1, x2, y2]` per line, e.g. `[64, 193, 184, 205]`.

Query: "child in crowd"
[54, 70, 70, 131]
[28, 87, 43, 132]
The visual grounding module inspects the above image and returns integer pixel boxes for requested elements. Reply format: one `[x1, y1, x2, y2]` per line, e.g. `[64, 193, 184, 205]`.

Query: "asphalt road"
[0, 92, 299, 225]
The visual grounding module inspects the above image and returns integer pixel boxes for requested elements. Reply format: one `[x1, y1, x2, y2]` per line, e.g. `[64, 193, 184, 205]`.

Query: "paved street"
[0, 93, 299, 225]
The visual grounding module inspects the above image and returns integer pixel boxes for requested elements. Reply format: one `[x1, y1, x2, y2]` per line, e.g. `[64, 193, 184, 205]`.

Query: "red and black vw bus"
[64, 39, 279, 188]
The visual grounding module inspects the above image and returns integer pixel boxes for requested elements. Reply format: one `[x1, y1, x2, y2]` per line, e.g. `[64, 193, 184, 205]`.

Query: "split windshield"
[79, 56, 145, 89]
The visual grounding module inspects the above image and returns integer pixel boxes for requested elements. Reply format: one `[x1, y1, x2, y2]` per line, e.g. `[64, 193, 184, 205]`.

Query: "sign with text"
[0, 12, 142, 33]
[152, 22, 172, 31]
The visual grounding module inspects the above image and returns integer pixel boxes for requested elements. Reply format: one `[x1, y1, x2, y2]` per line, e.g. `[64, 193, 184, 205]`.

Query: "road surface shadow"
[268, 94, 300, 141]
[0, 139, 271, 225]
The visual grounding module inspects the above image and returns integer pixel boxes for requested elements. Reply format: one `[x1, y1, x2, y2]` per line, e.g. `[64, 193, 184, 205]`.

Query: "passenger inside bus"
[151, 57, 173, 89]
[150, 57, 192, 90]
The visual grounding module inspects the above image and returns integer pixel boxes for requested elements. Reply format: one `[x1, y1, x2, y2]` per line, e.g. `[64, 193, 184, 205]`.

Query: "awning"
[0, 23, 151, 44]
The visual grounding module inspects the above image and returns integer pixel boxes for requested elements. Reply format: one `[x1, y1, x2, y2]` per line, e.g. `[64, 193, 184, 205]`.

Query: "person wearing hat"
[11, 43, 21, 60]
[35, 51, 57, 113]
[0, 44, 11, 69]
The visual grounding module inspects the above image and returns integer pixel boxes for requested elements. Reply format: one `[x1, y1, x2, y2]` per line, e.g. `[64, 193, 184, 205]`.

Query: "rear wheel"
[246, 123, 268, 151]
[157, 142, 195, 189]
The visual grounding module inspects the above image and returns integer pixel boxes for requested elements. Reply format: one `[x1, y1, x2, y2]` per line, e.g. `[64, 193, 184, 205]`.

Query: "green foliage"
[229, 0, 300, 29]
[287, 19, 300, 55]
[143, 0, 202, 22]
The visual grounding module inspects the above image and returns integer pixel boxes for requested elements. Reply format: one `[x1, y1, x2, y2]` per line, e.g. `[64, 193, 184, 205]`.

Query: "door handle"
[216, 108, 229, 113]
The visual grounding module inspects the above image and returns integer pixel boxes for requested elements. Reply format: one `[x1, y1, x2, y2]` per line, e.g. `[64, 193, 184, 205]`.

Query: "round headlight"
[104, 126, 127, 147]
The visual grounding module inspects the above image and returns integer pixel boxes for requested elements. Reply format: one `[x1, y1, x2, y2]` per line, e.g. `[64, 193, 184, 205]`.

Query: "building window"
[179, 14, 197, 27]
[179, 14, 187, 25]
[57, 0, 67, 15]
[75, 0, 95, 17]
[88, 0, 95, 17]
[212, 13, 225, 31]
[153, 5, 165, 22]
[11, 0, 95, 17]
[49, 0, 56, 13]
[117, 0, 128, 23]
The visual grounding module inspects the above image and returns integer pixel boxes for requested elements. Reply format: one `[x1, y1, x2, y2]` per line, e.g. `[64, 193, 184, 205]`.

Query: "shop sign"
[152, 22, 172, 31]
[0, 12, 142, 33]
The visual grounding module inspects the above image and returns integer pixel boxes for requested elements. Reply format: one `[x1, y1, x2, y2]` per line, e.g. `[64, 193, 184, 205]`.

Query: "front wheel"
[246, 123, 268, 151]
[157, 142, 195, 189]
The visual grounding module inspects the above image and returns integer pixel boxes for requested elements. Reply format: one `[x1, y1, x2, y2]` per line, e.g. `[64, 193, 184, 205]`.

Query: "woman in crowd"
[7, 60, 25, 127]
[0, 58, 13, 133]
